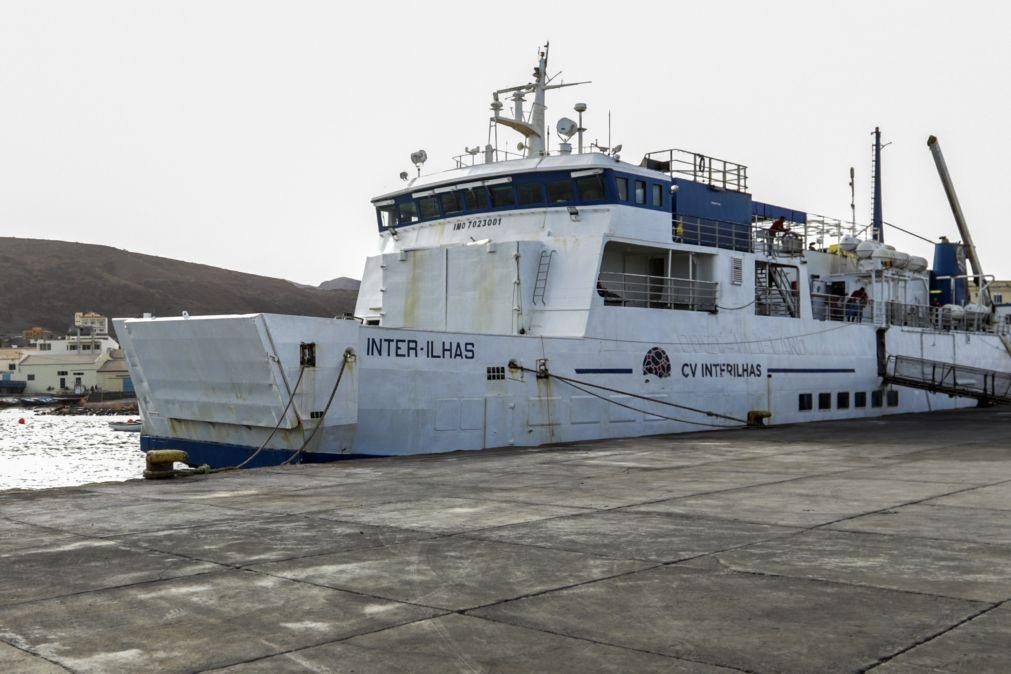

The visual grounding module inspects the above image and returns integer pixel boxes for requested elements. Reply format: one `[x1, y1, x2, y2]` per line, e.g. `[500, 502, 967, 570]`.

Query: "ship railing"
[642, 149, 748, 192]
[810, 293, 875, 324]
[886, 355, 1011, 403]
[672, 216, 806, 257]
[452, 148, 526, 168]
[673, 216, 751, 253]
[809, 295, 1009, 335]
[596, 272, 718, 312]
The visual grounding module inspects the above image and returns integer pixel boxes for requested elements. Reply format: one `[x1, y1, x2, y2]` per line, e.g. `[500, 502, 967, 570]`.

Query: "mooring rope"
[509, 361, 748, 426]
[159, 350, 351, 477]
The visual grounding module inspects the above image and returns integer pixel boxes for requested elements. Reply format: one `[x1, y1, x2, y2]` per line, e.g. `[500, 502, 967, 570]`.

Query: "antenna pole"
[577, 108, 584, 154]
[607, 110, 612, 151]
[849, 166, 856, 231]
[871, 127, 883, 242]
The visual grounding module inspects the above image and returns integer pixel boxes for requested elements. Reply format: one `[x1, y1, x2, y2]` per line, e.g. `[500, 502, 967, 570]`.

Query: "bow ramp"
[114, 314, 360, 459]
[884, 355, 1011, 405]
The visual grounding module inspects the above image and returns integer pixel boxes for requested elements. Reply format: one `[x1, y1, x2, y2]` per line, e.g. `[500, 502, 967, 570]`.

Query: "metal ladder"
[755, 263, 798, 317]
[532, 250, 554, 305]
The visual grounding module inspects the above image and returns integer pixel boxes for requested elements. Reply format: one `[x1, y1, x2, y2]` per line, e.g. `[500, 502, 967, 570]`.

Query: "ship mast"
[490, 44, 588, 160]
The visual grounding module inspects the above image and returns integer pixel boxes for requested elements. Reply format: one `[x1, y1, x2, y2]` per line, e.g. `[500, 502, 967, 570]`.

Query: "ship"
[114, 45, 1011, 469]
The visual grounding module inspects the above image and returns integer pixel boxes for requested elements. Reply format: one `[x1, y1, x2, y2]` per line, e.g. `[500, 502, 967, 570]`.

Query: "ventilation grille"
[486, 366, 505, 381]
[731, 258, 744, 285]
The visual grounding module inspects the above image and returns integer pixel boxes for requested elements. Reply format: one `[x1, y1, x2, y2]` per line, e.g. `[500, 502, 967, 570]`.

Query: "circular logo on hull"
[643, 347, 671, 378]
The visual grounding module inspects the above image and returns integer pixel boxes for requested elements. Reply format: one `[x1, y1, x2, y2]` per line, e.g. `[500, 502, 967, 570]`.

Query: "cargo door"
[484, 396, 513, 449]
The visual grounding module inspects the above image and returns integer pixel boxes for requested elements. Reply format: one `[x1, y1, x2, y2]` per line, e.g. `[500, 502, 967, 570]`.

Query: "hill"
[318, 277, 361, 292]
[0, 238, 359, 336]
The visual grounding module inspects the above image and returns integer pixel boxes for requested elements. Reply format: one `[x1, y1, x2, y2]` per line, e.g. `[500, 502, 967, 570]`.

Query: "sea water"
[0, 408, 145, 490]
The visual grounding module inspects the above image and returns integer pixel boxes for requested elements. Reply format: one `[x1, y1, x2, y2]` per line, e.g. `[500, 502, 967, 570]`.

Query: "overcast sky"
[2, 1, 1008, 285]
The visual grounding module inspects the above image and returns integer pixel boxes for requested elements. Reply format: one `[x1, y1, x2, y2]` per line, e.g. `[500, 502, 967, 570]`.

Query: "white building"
[74, 312, 109, 335]
[16, 353, 110, 394]
[32, 334, 118, 355]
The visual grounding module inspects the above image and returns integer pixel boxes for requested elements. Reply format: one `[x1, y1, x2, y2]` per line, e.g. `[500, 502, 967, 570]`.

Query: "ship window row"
[799, 390, 898, 411]
[375, 169, 669, 229]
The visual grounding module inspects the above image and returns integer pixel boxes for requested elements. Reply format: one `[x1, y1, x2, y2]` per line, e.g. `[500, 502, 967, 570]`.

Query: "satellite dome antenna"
[410, 149, 428, 176]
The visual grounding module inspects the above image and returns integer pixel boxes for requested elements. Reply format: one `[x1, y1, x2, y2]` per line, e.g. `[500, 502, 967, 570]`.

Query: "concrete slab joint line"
[0, 407, 1009, 672]
[863, 600, 1007, 672]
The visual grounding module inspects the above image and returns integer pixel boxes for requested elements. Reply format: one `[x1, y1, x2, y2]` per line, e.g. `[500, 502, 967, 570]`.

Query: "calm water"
[0, 408, 146, 490]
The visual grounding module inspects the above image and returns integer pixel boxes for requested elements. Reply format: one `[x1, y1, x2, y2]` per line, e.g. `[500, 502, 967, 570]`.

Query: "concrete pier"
[1, 408, 1009, 673]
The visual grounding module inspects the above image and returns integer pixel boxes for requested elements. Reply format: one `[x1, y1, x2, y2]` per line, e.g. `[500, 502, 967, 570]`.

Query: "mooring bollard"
[144, 450, 189, 479]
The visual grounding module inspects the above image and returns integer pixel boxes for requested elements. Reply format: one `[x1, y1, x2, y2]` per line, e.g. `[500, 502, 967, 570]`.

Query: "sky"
[1, 1, 1009, 285]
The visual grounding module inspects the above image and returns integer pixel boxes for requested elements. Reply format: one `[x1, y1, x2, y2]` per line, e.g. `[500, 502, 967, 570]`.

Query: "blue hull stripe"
[767, 368, 856, 374]
[574, 368, 634, 374]
[140, 435, 386, 469]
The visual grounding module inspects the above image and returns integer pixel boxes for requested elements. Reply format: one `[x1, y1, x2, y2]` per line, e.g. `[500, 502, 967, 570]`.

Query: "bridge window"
[417, 195, 440, 220]
[463, 186, 488, 211]
[871, 390, 883, 408]
[634, 180, 646, 204]
[855, 391, 867, 408]
[376, 203, 395, 229]
[818, 392, 831, 410]
[575, 175, 605, 201]
[517, 183, 544, 206]
[887, 390, 899, 407]
[381, 169, 673, 229]
[397, 199, 418, 224]
[441, 191, 463, 216]
[615, 177, 628, 201]
[489, 185, 515, 208]
[546, 178, 574, 203]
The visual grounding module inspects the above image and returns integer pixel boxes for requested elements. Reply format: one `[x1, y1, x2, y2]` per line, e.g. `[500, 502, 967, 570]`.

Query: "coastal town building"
[21, 326, 54, 342]
[2, 312, 134, 396]
[97, 352, 134, 395]
[74, 311, 109, 335]
[16, 353, 109, 394]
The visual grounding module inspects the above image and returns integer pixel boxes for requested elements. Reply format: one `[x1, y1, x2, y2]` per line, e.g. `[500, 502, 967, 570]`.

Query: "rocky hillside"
[0, 238, 358, 336]
[318, 277, 361, 292]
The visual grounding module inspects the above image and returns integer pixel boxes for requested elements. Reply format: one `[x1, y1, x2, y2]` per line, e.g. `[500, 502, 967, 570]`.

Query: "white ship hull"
[115, 310, 1003, 468]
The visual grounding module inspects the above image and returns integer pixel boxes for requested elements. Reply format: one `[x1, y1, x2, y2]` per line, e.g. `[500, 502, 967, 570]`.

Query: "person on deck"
[766, 216, 788, 251]
[845, 286, 869, 322]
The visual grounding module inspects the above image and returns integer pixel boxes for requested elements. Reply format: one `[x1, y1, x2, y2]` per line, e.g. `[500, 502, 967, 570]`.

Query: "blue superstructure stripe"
[767, 368, 856, 374]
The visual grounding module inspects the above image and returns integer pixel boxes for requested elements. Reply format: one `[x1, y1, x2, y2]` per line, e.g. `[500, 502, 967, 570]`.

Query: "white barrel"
[839, 235, 860, 252]
[872, 246, 896, 264]
[892, 251, 910, 269]
[856, 240, 881, 259]
[942, 304, 965, 321]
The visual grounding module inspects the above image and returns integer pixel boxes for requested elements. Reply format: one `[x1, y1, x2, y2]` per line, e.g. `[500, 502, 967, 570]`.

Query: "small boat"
[109, 419, 143, 432]
[0, 397, 20, 406]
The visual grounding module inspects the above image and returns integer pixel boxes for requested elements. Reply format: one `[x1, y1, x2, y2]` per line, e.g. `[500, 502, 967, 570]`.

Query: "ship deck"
[1, 408, 1009, 672]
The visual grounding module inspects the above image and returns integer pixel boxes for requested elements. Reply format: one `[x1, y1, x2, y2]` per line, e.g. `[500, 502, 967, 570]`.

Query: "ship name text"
[366, 337, 475, 360]
[681, 362, 763, 378]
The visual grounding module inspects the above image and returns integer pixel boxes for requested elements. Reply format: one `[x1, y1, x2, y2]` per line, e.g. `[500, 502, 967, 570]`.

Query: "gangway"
[884, 356, 1011, 405]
